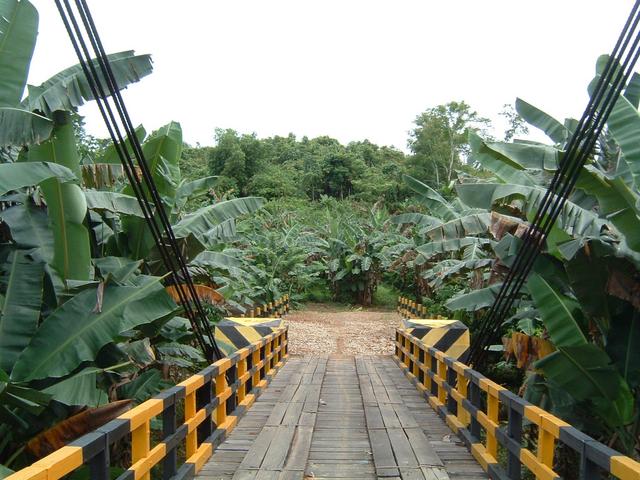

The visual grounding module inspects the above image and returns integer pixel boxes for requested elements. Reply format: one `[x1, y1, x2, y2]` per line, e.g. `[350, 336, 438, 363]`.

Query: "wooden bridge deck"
[196, 355, 486, 480]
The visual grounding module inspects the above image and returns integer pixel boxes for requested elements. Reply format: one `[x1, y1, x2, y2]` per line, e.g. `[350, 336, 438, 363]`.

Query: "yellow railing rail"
[8, 328, 288, 480]
[397, 296, 446, 320]
[245, 294, 290, 318]
[395, 328, 640, 480]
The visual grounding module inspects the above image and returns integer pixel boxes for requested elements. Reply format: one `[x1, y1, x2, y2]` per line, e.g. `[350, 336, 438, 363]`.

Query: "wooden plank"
[284, 426, 314, 471]
[265, 403, 288, 426]
[238, 426, 277, 469]
[392, 405, 418, 428]
[378, 404, 401, 429]
[261, 426, 296, 470]
[364, 406, 384, 429]
[405, 428, 443, 467]
[368, 428, 399, 477]
[282, 401, 304, 426]
[387, 428, 418, 468]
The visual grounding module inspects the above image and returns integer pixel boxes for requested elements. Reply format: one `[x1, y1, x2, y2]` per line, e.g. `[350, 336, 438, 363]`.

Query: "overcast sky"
[29, 1, 633, 150]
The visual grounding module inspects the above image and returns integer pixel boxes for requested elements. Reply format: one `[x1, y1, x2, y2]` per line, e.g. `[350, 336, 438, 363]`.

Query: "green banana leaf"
[28, 117, 91, 281]
[84, 190, 145, 217]
[174, 176, 219, 211]
[403, 174, 459, 220]
[0, 162, 75, 196]
[515, 98, 568, 144]
[11, 276, 177, 381]
[607, 314, 640, 389]
[575, 167, 640, 252]
[624, 72, 640, 108]
[93, 257, 142, 284]
[0, 249, 44, 372]
[423, 258, 491, 288]
[24, 51, 153, 115]
[445, 283, 503, 312]
[601, 83, 640, 193]
[119, 369, 162, 404]
[0, 107, 52, 146]
[535, 345, 634, 427]
[469, 132, 536, 186]
[482, 141, 559, 171]
[122, 122, 182, 258]
[527, 273, 587, 347]
[0, 201, 54, 263]
[172, 197, 265, 246]
[0, 0, 38, 107]
[421, 213, 490, 241]
[43, 367, 107, 407]
[97, 125, 146, 164]
[415, 237, 492, 259]
[191, 251, 243, 270]
[456, 182, 603, 238]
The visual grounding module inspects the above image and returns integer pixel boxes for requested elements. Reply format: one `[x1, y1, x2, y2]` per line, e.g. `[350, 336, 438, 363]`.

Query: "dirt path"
[284, 303, 400, 355]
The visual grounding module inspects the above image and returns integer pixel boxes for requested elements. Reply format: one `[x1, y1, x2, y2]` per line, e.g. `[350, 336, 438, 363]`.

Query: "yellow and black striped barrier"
[7, 328, 288, 480]
[400, 318, 469, 362]
[397, 296, 445, 320]
[394, 329, 640, 480]
[245, 294, 290, 318]
[216, 317, 284, 355]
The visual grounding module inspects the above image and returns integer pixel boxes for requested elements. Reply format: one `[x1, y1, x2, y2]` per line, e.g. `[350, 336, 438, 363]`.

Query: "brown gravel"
[284, 303, 401, 355]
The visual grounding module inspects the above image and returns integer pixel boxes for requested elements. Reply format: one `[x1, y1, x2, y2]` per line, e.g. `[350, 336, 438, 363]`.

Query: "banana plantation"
[2, 0, 640, 479]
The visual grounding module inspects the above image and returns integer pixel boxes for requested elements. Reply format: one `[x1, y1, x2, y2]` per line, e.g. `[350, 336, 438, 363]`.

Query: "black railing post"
[196, 379, 213, 442]
[506, 403, 522, 480]
[469, 380, 481, 440]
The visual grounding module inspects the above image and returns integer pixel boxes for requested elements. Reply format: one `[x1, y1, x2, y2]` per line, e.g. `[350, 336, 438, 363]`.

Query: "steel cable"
[469, 0, 640, 366]
[55, 0, 223, 362]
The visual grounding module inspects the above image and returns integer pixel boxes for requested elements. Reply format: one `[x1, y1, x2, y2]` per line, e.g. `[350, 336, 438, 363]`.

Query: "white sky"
[29, 1, 634, 151]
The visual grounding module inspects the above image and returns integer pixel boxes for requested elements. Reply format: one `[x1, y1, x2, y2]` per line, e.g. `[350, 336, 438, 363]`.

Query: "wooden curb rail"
[7, 328, 289, 480]
[395, 328, 640, 480]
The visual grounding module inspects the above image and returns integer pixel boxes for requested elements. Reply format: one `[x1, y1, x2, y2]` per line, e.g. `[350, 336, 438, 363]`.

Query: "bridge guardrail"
[246, 294, 290, 318]
[8, 328, 288, 480]
[395, 328, 640, 480]
[397, 296, 447, 320]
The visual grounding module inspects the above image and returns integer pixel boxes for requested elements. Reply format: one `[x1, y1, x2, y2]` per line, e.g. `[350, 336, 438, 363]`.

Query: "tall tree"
[408, 101, 490, 187]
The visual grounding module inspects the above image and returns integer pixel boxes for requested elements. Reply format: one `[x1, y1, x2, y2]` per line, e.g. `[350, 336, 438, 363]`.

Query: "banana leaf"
[403, 174, 459, 220]
[0, 107, 52, 146]
[469, 132, 536, 186]
[0, 201, 54, 263]
[24, 51, 153, 115]
[119, 369, 162, 404]
[445, 283, 503, 312]
[11, 276, 177, 381]
[0, 162, 75, 196]
[172, 197, 265, 247]
[535, 345, 634, 427]
[0, 249, 44, 373]
[84, 190, 145, 217]
[515, 98, 568, 144]
[174, 176, 219, 211]
[624, 72, 640, 108]
[191, 251, 243, 270]
[43, 367, 107, 407]
[0, 0, 38, 107]
[416, 237, 492, 259]
[28, 118, 91, 281]
[607, 314, 640, 389]
[456, 182, 603, 238]
[483, 141, 560, 171]
[576, 167, 640, 252]
[527, 273, 587, 347]
[421, 212, 490, 241]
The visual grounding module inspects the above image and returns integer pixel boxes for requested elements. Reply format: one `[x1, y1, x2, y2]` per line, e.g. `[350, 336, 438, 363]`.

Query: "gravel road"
[284, 303, 401, 355]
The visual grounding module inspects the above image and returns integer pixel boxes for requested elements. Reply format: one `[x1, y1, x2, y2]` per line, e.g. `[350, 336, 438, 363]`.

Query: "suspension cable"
[469, 0, 640, 367]
[55, 0, 224, 362]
